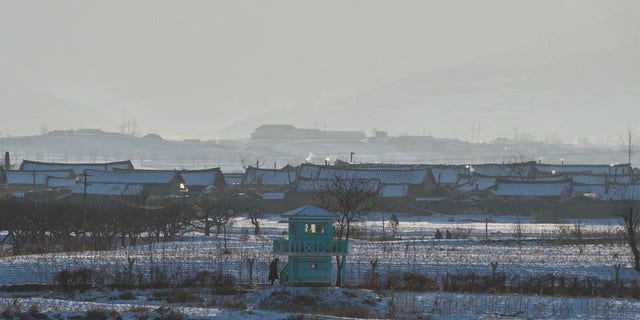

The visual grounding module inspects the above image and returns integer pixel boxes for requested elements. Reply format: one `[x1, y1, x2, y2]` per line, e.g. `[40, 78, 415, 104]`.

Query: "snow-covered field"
[1, 214, 639, 319]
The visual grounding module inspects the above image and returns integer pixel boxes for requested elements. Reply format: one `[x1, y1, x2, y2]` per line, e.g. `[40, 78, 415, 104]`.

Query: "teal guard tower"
[273, 204, 348, 286]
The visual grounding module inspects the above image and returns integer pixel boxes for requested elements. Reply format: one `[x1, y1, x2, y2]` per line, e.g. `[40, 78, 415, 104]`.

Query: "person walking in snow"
[268, 258, 279, 285]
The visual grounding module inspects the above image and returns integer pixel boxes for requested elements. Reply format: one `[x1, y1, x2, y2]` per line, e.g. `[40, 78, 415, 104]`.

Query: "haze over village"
[2, 1, 640, 319]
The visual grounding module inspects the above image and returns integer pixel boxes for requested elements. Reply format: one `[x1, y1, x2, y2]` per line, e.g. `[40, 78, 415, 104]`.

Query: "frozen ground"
[1, 286, 639, 319]
[1, 214, 639, 319]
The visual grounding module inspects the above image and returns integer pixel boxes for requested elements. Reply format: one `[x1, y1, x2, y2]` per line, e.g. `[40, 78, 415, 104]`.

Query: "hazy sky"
[1, 0, 638, 141]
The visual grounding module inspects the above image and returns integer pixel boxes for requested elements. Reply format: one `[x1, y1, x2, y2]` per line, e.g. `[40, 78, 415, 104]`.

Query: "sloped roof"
[296, 177, 380, 193]
[472, 162, 536, 177]
[567, 173, 634, 185]
[535, 163, 632, 175]
[46, 176, 77, 188]
[457, 175, 498, 191]
[180, 169, 222, 186]
[379, 184, 409, 198]
[314, 167, 427, 185]
[496, 175, 571, 183]
[605, 184, 640, 201]
[458, 173, 573, 192]
[6, 170, 74, 185]
[242, 167, 297, 185]
[282, 204, 338, 218]
[336, 162, 425, 170]
[85, 170, 182, 184]
[299, 164, 323, 179]
[71, 182, 144, 196]
[19, 160, 134, 174]
[571, 184, 607, 199]
[114, 168, 222, 187]
[493, 179, 572, 197]
[429, 165, 466, 185]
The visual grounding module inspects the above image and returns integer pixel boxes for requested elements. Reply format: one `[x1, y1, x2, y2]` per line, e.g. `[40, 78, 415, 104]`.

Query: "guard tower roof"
[282, 204, 339, 218]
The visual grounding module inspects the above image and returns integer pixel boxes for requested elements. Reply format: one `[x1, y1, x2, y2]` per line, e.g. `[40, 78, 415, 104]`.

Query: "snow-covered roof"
[604, 184, 640, 201]
[242, 167, 297, 185]
[71, 182, 144, 196]
[338, 162, 425, 170]
[472, 162, 535, 177]
[314, 167, 427, 185]
[180, 169, 222, 186]
[535, 163, 632, 175]
[85, 170, 182, 184]
[457, 175, 497, 191]
[282, 204, 338, 218]
[6, 170, 74, 185]
[497, 175, 571, 183]
[19, 160, 134, 174]
[46, 176, 77, 188]
[114, 168, 222, 187]
[493, 179, 572, 197]
[296, 177, 380, 193]
[429, 165, 466, 185]
[571, 184, 607, 199]
[379, 184, 409, 198]
[569, 173, 635, 185]
[299, 164, 324, 179]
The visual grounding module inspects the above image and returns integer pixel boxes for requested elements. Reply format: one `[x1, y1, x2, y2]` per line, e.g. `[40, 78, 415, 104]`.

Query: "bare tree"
[622, 126, 638, 170]
[248, 207, 262, 235]
[513, 217, 527, 249]
[192, 194, 237, 237]
[620, 200, 640, 271]
[317, 174, 378, 287]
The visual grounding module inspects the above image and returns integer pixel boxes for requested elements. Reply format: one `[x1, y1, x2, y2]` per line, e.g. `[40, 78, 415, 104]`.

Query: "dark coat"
[268, 259, 279, 282]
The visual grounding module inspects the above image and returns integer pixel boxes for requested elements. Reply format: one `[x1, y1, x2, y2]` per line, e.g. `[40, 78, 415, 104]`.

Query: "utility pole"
[350, 152, 355, 163]
[82, 173, 91, 200]
[78, 171, 92, 233]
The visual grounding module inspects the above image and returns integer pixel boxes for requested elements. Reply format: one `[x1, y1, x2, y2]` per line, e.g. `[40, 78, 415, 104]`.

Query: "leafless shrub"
[385, 271, 439, 291]
[152, 288, 202, 304]
[54, 268, 95, 293]
[442, 272, 506, 293]
[451, 226, 472, 239]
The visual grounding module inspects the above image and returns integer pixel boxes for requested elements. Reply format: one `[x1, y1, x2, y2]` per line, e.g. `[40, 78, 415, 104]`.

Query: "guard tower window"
[304, 223, 325, 234]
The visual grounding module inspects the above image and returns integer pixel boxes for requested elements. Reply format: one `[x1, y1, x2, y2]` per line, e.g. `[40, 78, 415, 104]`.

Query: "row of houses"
[1, 159, 638, 214]
[0, 160, 224, 201]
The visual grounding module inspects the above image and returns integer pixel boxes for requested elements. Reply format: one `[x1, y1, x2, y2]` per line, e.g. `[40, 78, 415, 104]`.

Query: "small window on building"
[179, 182, 188, 192]
[311, 263, 317, 269]
[304, 223, 325, 234]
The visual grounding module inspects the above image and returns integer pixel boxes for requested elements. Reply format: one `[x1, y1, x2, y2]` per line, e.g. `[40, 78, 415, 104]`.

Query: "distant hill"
[0, 129, 632, 172]
[224, 13, 640, 142]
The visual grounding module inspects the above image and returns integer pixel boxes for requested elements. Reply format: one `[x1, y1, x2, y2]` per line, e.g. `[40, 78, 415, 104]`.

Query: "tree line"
[0, 193, 260, 255]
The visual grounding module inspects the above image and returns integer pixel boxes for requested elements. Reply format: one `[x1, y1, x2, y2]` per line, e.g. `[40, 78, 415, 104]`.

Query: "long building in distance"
[251, 124, 366, 140]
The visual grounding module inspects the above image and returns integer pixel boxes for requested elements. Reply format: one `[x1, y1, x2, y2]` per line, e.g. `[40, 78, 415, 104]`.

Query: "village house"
[113, 167, 225, 196]
[299, 163, 432, 196]
[81, 169, 186, 198]
[70, 182, 146, 202]
[534, 163, 634, 181]
[19, 159, 134, 174]
[5, 170, 75, 198]
[251, 124, 366, 140]
[491, 177, 573, 199]
[241, 166, 298, 189]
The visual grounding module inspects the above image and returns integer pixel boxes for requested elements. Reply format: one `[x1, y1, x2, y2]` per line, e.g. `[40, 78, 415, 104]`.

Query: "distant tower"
[273, 205, 348, 286]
